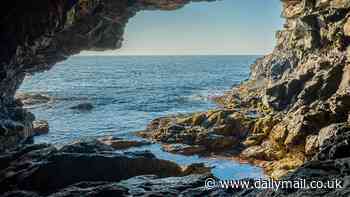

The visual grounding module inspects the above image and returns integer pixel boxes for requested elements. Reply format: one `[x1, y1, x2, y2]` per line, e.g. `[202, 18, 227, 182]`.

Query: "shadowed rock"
[0, 141, 187, 194]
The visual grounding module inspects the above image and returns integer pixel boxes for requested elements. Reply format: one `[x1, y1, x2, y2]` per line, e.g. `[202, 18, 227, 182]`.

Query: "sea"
[19, 55, 264, 179]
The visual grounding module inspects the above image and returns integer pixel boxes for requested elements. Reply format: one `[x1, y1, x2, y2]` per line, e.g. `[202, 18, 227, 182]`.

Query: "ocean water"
[19, 55, 264, 179]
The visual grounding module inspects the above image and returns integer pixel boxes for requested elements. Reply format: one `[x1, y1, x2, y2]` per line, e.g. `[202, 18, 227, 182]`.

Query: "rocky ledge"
[0, 0, 217, 152]
[137, 0, 350, 182]
[1, 0, 350, 196]
[0, 140, 215, 196]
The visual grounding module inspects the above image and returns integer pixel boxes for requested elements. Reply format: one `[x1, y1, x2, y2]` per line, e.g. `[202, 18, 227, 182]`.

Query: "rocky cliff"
[0, 0, 214, 151]
[223, 0, 350, 178]
[1, 0, 350, 196]
[136, 0, 350, 181]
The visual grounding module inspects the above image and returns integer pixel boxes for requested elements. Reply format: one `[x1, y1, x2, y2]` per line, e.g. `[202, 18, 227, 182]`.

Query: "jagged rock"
[138, 110, 249, 153]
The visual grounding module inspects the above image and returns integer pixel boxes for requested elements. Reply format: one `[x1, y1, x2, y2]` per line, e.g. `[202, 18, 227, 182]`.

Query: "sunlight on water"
[20, 55, 264, 179]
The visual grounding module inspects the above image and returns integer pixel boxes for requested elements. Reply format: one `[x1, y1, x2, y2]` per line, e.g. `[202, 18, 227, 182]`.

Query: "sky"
[80, 0, 283, 56]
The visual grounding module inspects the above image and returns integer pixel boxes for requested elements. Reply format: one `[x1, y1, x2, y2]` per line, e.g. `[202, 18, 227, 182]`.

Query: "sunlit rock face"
[214, 0, 350, 183]
[0, 0, 215, 151]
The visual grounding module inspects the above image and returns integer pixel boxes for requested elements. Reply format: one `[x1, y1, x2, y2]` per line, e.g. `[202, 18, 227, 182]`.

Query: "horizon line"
[75, 53, 266, 57]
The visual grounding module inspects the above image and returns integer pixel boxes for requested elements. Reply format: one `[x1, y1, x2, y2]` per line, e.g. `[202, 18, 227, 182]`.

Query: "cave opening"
[2, 0, 350, 195]
[17, 0, 281, 180]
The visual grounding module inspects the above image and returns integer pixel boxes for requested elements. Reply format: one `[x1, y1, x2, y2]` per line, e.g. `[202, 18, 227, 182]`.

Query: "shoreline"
[21, 87, 266, 180]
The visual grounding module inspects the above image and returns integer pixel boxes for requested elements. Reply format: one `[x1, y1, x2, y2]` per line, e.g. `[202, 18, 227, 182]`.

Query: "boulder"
[32, 120, 49, 135]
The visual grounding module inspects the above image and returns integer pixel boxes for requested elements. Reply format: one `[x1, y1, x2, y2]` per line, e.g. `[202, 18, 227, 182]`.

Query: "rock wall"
[216, 0, 350, 178]
[0, 0, 349, 185]
[0, 0, 350, 195]
[0, 0, 214, 151]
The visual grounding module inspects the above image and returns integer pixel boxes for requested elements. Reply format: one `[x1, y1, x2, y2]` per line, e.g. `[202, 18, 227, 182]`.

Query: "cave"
[1, 0, 350, 196]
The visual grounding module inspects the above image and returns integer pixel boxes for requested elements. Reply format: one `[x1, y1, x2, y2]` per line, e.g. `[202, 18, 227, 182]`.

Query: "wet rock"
[15, 92, 52, 106]
[139, 110, 249, 153]
[69, 102, 94, 111]
[98, 136, 151, 150]
[162, 144, 206, 155]
[32, 120, 49, 136]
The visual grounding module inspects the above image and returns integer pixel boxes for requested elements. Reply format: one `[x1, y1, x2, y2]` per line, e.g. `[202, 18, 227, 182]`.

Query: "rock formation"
[0, 0, 350, 196]
[222, 0, 350, 179]
[0, 141, 213, 196]
[0, 0, 215, 151]
[138, 0, 350, 194]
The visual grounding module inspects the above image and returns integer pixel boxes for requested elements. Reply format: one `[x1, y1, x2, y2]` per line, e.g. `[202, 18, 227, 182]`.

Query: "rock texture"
[1, 0, 350, 196]
[0, 140, 213, 196]
[227, 0, 350, 179]
[0, 0, 215, 151]
[137, 110, 251, 153]
[138, 0, 350, 184]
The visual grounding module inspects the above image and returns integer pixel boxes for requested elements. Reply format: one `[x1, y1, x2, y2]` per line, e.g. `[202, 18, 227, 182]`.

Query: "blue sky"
[82, 0, 283, 55]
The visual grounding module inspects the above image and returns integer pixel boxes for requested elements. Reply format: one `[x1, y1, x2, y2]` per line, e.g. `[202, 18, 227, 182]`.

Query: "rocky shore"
[0, 140, 216, 196]
[134, 0, 350, 184]
[0, 0, 350, 196]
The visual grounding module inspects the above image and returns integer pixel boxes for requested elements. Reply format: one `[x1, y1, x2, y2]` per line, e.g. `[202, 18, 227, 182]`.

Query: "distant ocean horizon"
[19, 55, 263, 179]
[77, 53, 265, 57]
[20, 55, 259, 145]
